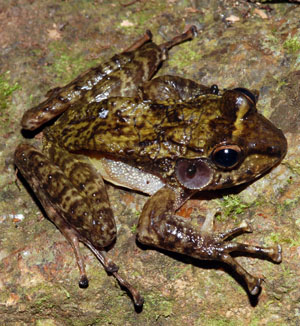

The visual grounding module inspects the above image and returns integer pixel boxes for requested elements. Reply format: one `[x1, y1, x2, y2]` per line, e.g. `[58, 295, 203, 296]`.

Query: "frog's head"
[175, 88, 287, 191]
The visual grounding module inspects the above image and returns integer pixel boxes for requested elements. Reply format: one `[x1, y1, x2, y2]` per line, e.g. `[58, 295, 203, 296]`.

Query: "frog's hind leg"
[15, 143, 143, 306]
[15, 144, 92, 287]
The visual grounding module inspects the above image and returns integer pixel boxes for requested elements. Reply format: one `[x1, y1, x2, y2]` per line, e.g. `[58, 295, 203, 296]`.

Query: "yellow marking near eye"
[232, 96, 250, 140]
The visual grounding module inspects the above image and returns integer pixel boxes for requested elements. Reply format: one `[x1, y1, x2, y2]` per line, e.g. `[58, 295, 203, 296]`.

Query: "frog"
[14, 26, 287, 307]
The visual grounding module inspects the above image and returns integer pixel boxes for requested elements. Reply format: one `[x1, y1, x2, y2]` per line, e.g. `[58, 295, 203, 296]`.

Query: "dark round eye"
[175, 159, 212, 189]
[212, 145, 242, 169]
[233, 88, 258, 105]
[210, 84, 219, 95]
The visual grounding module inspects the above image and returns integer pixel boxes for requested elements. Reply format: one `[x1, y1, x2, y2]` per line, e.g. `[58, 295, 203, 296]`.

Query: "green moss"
[25, 283, 71, 313]
[277, 196, 300, 217]
[283, 198, 299, 208]
[167, 41, 200, 71]
[287, 232, 300, 247]
[170, 265, 190, 280]
[217, 195, 249, 221]
[0, 71, 21, 110]
[265, 232, 281, 244]
[34, 294, 56, 310]
[261, 34, 279, 53]
[249, 316, 260, 326]
[130, 223, 137, 234]
[264, 231, 300, 247]
[275, 79, 288, 92]
[36, 319, 57, 326]
[45, 41, 98, 84]
[144, 293, 173, 320]
[283, 36, 300, 54]
[280, 263, 294, 280]
[286, 159, 300, 175]
[196, 316, 237, 326]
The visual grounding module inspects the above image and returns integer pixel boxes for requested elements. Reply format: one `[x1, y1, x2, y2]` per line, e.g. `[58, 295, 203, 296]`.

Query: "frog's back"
[44, 94, 224, 164]
[44, 97, 148, 156]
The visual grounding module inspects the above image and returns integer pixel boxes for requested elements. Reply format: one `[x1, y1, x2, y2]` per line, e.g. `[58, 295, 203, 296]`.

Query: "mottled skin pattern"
[15, 26, 287, 307]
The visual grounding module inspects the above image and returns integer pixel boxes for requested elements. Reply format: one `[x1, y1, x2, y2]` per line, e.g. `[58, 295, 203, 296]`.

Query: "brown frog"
[15, 26, 287, 307]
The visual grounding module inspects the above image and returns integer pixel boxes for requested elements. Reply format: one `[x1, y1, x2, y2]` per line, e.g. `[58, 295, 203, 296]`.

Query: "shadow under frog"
[14, 26, 287, 307]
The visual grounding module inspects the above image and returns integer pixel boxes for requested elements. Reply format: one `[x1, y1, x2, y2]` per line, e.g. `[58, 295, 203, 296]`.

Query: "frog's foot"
[85, 243, 144, 307]
[54, 225, 143, 306]
[195, 222, 281, 295]
[60, 227, 90, 288]
[213, 221, 282, 263]
[41, 217, 92, 289]
[194, 224, 281, 295]
[55, 221, 144, 306]
[159, 25, 197, 51]
[208, 237, 282, 295]
[112, 271, 144, 307]
[83, 241, 143, 306]
[142, 217, 281, 295]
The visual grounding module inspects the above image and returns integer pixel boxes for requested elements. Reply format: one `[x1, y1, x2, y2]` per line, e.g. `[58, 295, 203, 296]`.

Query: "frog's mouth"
[175, 158, 213, 190]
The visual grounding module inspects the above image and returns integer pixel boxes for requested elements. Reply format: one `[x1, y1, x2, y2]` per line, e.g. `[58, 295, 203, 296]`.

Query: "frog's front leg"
[137, 187, 282, 296]
[15, 143, 143, 306]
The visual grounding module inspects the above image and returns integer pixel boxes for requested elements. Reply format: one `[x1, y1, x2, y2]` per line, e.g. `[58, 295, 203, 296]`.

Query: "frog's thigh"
[15, 143, 116, 249]
[46, 143, 117, 247]
[141, 75, 210, 101]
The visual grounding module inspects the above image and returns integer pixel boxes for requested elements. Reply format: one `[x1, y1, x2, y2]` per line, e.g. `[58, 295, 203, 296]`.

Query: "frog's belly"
[89, 157, 165, 196]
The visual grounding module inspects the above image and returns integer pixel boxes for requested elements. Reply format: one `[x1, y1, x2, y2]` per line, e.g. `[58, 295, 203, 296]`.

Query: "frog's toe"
[272, 244, 282, 263]
[249, 278, 262, 296]
[134, 294, 144, 307]
[79, 275, 89, 288]
[190, 25, 198, 37]
[239, 220, 253, 233]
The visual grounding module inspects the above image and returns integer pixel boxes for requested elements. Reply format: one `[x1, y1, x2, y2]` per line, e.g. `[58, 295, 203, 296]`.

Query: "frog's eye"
[233, 88, 258, 105]
[211, 145, 242, 169]
[210, 84, 219, 95]
[175, 158, 212, 189]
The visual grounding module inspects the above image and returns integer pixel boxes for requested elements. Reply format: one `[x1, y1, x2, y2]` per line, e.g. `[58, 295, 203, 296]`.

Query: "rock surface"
[1, 1, 300, 325]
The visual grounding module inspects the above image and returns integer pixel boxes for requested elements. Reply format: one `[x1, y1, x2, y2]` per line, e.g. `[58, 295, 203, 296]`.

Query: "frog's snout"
[249, 115, 287, 162]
